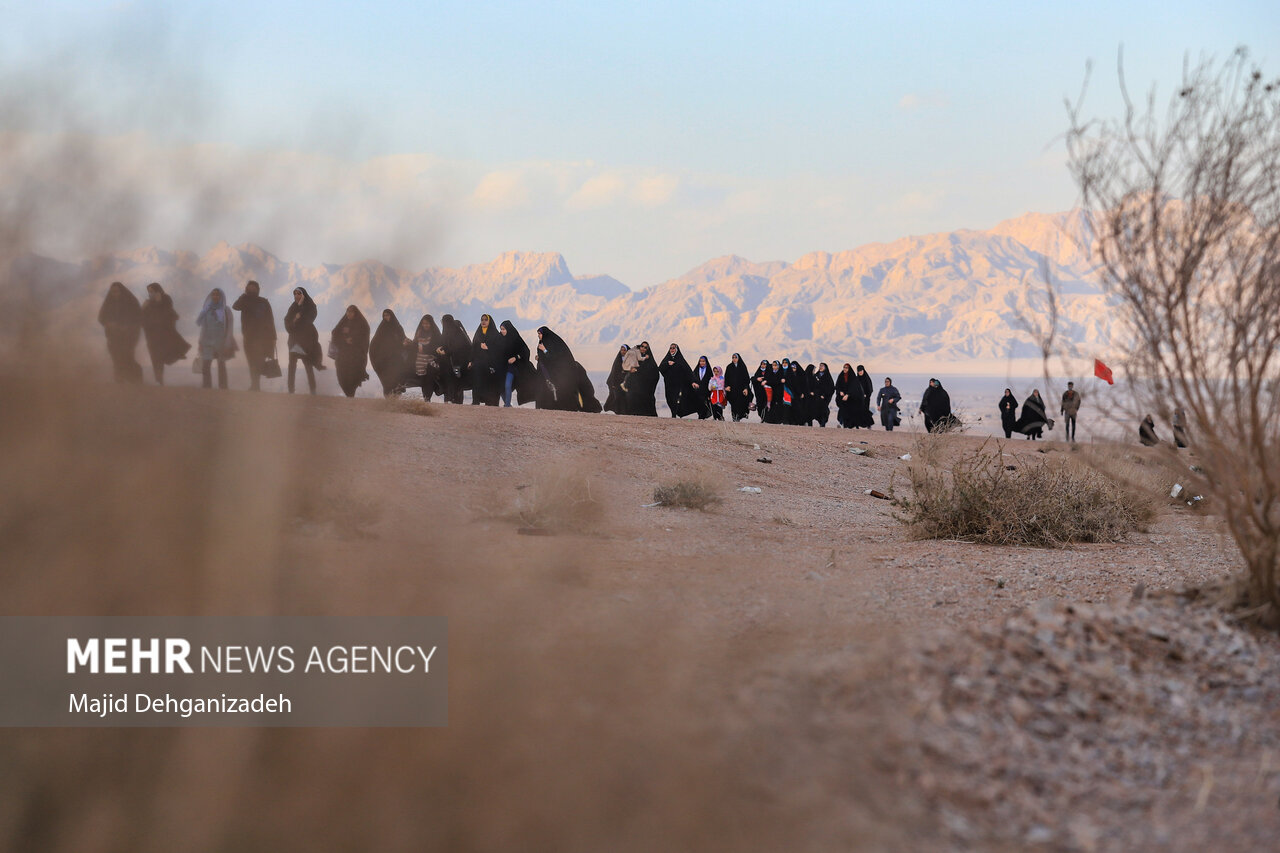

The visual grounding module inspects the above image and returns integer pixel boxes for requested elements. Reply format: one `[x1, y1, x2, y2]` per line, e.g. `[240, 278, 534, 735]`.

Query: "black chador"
[535, 327, 601, 412]
[411, 314, 443, 401]
[470, 314, 503, 406]
[999, 389, 1019, 439]
[370, 309, 413, 397]
[659, 344, 707, 418]
[626, 341, 660, 417]
[99, 282, 143, 383]
[604, 345, 629, 414]
[330, 306, 371, 397]
[499, 320, 539, 406]
[140, 283, 190, 384]
[437, 314, 471, 403]
[723, 353, 754, 422]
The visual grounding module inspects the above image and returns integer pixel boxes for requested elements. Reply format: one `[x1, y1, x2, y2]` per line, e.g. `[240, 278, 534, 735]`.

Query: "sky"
[0, 1, 1275, 287]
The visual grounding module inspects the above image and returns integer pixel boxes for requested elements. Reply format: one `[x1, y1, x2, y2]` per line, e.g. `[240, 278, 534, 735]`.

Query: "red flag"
[1094, 359, 1114, 385]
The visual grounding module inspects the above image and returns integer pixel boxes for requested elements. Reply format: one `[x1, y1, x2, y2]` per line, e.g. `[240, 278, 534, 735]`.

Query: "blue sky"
[2, 1, 1275, 285]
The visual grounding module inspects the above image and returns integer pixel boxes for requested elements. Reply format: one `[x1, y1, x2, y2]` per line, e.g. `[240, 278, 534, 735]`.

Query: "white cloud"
[565, 172, 627, 210]
[632, 174, 679, 207]
[469, 169, 533, 211]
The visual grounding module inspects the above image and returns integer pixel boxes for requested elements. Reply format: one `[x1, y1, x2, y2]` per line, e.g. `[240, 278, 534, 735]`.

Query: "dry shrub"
[653, 474, 722, 510]
[894, 444, 1155, 547]
[512, 464, 604, 532]
[381, 397, 439, 417]
[1063, 49, 1280, 622]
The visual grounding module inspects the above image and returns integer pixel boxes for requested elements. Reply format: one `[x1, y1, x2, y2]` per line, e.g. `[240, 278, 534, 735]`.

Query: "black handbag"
[261, 347, 282, 379]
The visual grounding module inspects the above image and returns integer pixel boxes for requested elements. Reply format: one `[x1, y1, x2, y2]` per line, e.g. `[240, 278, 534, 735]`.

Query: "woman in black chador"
[284, 287, 325, 394]
[369, 309, 412, 397]
[834, 364, 863, 428]
[691, 355, 714, 419]
[999, 388, 1019, 439]
[766, 360, 786, 423]
[773, 361, 793, 422]
[1139, 414, 1160, 446]
[330, 305, 370, 397]
[604, 344, 629, 414]
[498, 320, 538, 406]
[470, 314, 503, 405]
[437, 314, 471, 403]
[1016, 390, 1048, 440]
[920, 378, 956, 433]
[140, 282, 189, 385]
[855, 365, 875, 427]
[411, 315, 442, 400]
[659, 344, 705, 418]
[724, 353, 753, 422]
[811, 362, 835, 427]
[535, 326, 600, 412]
[98, 282, 143, 383]
[233, 280, 277, 391]
[625, 341, 660, 417]
[751, 360, 773, 423]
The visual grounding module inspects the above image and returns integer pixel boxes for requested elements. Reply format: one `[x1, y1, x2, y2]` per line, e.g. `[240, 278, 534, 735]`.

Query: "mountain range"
[6, 210, 1117, 373]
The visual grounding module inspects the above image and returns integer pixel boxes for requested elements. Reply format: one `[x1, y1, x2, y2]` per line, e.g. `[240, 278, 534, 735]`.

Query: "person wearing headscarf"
[438, 314, 471, 403]
[766, 360, 785, 423]
[920, 378, 954, 433]
[658, 344, 704, 418]
[195, 287, 237, 390]
[232, 280, 277, 391]
[139, 282, 189, 385]
[470, 314, 503, 406]
[1016, 390, 1048, 440]
[535, 326, 600, 412]
[330, 305, 370, 397]
[723, 353, 753, 422]
[999, 388, 1020, 439]
[856, 365, 875, 425]
[798, 364, 818, 425]
[780, 361, 806, 425]
[1139, 414, 1160, 446]
[369, 309, 412, 397]
[625, 341, 660, 417]
[834, 364, 857, 428]
[1173, 408, 1190, 449]
[812, 362, 835, 427]
[604, 344, 630, 414]
[691, 355, 714, 419]
[284, 286, 324, 394]
[412, 315, 442, 401]
[498, 320, 537, 406]
[98, 282, 143, 383]
[708, 365, 727, 421]
[876, 377, 902, 431]
[751, 360, 773, 423]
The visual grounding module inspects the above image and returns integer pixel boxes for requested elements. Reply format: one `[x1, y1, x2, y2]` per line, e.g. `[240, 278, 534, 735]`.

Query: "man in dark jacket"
[232, 280, 277, 391]
[1060, 382, 1082, 442]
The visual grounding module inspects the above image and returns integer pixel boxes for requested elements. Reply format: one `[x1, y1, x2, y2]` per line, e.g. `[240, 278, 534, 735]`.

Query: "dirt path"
[3, 384, 1276, 852]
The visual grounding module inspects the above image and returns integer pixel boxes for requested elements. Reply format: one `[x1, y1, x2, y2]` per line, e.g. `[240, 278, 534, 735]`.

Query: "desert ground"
[2, 372, 1278, 852]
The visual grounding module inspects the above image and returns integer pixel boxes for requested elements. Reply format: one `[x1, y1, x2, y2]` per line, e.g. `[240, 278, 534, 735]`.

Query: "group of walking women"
[100, 280, 972, 431]
[600, 347, 927, 431]
[99, 280, 351, 394]
[98, 280, 602, 411]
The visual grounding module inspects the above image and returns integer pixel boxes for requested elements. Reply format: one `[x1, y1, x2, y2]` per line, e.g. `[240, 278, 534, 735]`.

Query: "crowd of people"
[98, 280, 1077, 437]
